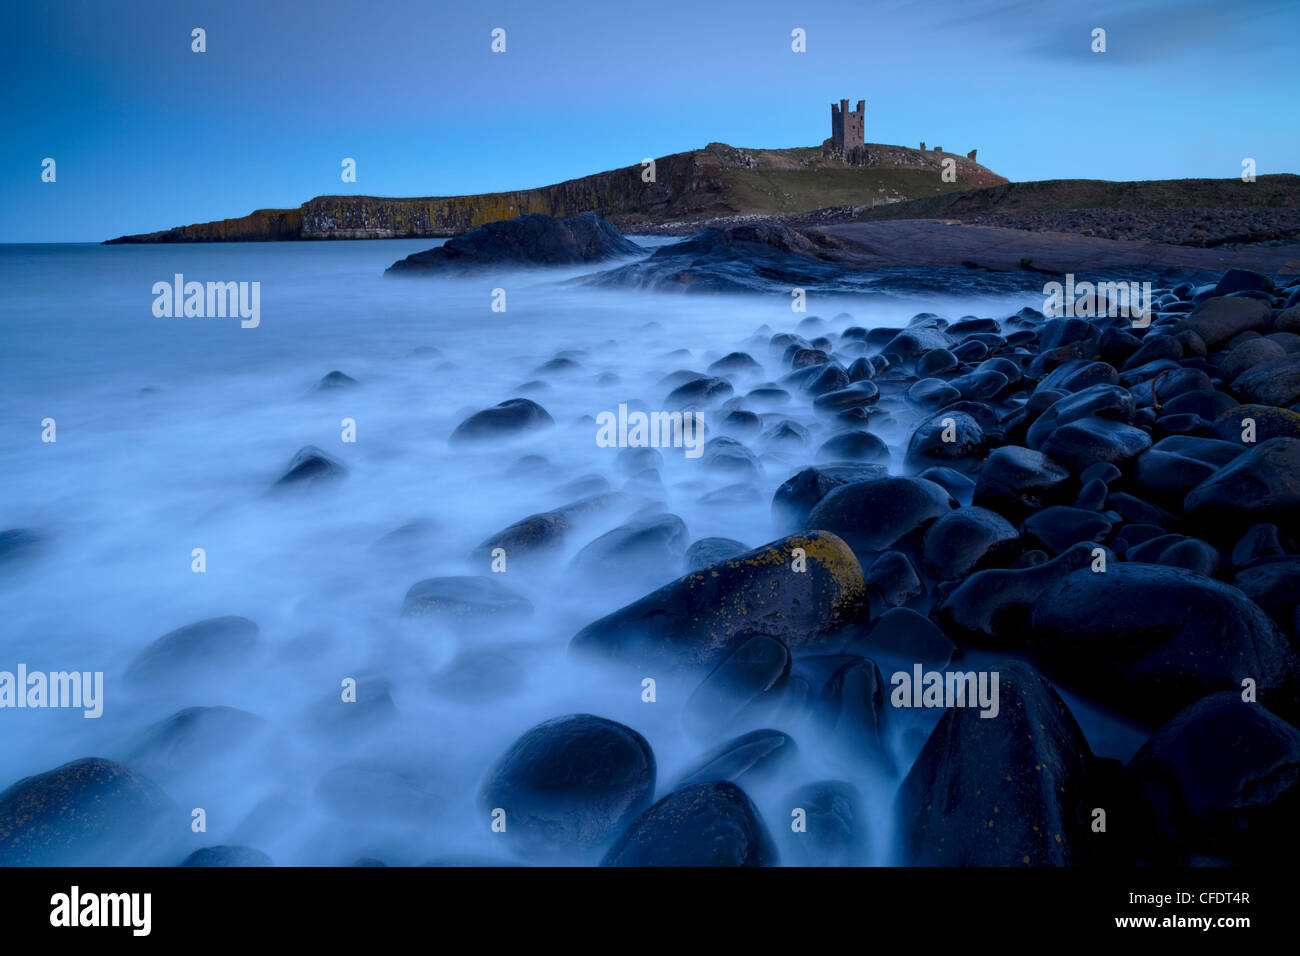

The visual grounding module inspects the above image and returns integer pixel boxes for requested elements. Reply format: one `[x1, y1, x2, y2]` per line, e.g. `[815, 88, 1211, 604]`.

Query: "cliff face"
[103, 143, 1008, 243]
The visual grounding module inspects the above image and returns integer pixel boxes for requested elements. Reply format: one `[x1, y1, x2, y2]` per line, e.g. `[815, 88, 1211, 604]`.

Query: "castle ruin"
[830, 99, 865, 154]
[831, 98, 977, 166]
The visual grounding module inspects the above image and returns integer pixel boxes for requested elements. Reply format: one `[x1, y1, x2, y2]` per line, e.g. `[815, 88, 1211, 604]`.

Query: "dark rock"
[682, 637, 791, 736]
[673, 729, 798, 789]
[1232, 355, 1300, 407]
[805, 477, 955, 554]
[471, 492, 632, 564]
[907, 378, 962, 409]
[916, 466, 976, 506]
[124, 706, 263, 782]
[1231, 524, 1293, 567]
[816, 430, 889, 465]
[922, 506, 1019, 579]
[865, 550, 922, 608]
[0, 528, 44, 569]
[708, 351, 761, 374]
[1022, 505, 1113, 553]
[125, 616, 258, 686]
[1232, 558, 1300, 629]
[1210, 404, 1300, 443]
[684, 537, 748, 571]
[843, 607, 955, 669]
[479, 714, 655, 861]
[570, 514, 689, 583]
[936, 543, 1108, 648]
[665, 376, 733, 409]
[1184, 438, 1300, 534]
[973, 446, 1072, 519]
[1214, 269, 1274, 296]
[601, 781, 777, 867]
[784, 781, 868, 866]
[1039, 417, 1152, 472]
[811, 380, 880, 411]
[1123, 693, 1299, 864]
[896, 661, 1095, 865]
[0, 758, 170, 866]
[905, 412, 987, 474]
[570, 532, 865, 672]
[272, 445, 346, 489]
[387, 213, 642, 273]
[771, 464, 888, 531]
[316, 370, 358, 390]
[401, 576, 533, 622]
[818, 658, 893, 771]
[1176, 296, 1270, 349]
[180, 845, 273, 867]
[1024, 384, 1136, 450]
[1029, 563, 1300, 726]
[450, 399, 554, 443]
[917, 349, 958, 376]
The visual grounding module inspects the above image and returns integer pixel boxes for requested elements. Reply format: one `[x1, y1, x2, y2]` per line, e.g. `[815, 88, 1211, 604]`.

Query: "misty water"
[0, 239, 1150, 865]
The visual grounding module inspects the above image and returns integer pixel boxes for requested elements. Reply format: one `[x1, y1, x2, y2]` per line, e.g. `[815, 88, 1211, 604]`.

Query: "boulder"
[570, 531, 865, 672]
[478, 714, 655, 861]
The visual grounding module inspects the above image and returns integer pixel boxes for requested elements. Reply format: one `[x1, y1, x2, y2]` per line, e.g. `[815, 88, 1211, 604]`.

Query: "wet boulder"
[672, 729, 798, 789]
[817, 657, 893, 773]
[895, 661, 1096, 866]
[271, 445, 347, 489]
[815, 430, 889, 465]
[682, 636, 791, 737]
[450, 398, 555, 442]
[0, 758, 171, 866]
[570, 532, 865, 672]
[569, 513, 689, 584]
[125, 615, 259, 686]
[783, 780, 869, 866]
[771, 464, 887, 531]
[479, 714, 655, 862]
[123, 706, 264, 783]
[804, 477, 955, 554]
[180, 845, 273, 867]
[1175, 296, 1270, 349]
[1184, 438, 1300, 535]
[1232, 355, 1300, 409]
[1029, 563, 1300, 726]
[1038, 417, 1151, 472]
[842, 607, 955, 669]
[401, 575, 533, 622]
[922, 506, 1019, 580]
[684, 536, 748, 571]
[601, 781, 777, 867]
[935, 542, 1108, 648]
[972, 446, 1072, 520]
[1122, 693, 1300, 865]
[904, 411, 987, 474]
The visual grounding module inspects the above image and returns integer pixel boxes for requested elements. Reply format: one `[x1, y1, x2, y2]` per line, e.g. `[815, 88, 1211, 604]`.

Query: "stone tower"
[831, 99, 865, 152]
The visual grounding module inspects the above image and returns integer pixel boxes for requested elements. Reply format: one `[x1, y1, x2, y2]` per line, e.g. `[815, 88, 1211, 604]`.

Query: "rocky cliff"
[103, 143, 1009, 243]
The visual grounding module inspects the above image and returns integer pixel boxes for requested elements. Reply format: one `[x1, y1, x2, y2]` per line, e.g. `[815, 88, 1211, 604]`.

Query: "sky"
[2, 0, 1297, 242]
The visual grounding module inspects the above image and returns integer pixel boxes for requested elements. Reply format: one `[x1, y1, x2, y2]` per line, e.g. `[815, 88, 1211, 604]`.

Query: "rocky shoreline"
[4, 256, 1300, 867]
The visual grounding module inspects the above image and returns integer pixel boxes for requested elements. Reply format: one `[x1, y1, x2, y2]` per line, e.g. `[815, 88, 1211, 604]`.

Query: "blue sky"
[2, 0, 1296, 242]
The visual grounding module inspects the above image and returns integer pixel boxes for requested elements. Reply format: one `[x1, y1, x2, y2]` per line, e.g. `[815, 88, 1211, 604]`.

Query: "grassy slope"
[854, 175, 1300, 220]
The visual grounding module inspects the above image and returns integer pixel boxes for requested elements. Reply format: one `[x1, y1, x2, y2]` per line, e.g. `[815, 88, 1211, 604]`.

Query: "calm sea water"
[0, 239, 1138, 864]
